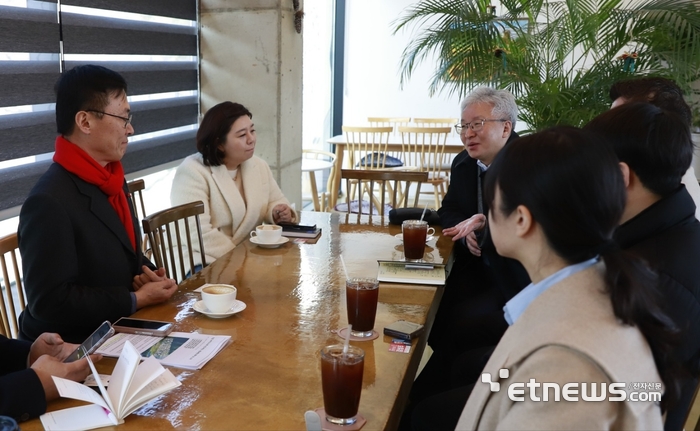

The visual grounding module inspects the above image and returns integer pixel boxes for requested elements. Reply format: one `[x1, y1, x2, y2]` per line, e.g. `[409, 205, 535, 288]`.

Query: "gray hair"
[460, 86, 518, 130]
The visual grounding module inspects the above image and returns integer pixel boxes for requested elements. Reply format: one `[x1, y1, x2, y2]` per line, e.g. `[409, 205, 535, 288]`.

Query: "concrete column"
[200, 0, 302, 207]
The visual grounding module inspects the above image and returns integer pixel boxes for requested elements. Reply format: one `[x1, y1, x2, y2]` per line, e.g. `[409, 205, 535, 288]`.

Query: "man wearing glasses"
[408, 87, 530, 410]
[17, 65, 177, 344]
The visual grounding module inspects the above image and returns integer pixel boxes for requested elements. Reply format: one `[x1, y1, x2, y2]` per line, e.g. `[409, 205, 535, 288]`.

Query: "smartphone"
[112, 317, 174, 337]
[383, 320, 425, 341]
[63, 320, 114, 363]
[278, 223, 317, 232]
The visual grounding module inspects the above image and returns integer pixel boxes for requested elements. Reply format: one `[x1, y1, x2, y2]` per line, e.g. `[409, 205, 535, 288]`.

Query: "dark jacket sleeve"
[0, 337, 46, 422]
[438, 151, 478, 229]
[19, 190, 134, 342]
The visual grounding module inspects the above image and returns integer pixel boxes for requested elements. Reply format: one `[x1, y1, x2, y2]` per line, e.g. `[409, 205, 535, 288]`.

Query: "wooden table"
[23, 211, 453, 431]
[326, 134, 465, 209]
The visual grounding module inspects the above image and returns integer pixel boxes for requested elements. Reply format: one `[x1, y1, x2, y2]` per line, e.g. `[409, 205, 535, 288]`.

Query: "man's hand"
[32, 354, 100, 401]
[133, 266, 168, 291]
[272, 204, 294, 224]
[134, 277, 178, 309]
[29, 333, 76, 365]
[465, 231, 482, 256]
[442, 214, 487, 256]
[442, 214, 486, 241]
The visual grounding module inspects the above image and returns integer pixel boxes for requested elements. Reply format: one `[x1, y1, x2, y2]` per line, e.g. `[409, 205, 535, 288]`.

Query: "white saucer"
[250, 236, 290, 248]
[193, 299, 246, 318]
[394, 233, 435, 242]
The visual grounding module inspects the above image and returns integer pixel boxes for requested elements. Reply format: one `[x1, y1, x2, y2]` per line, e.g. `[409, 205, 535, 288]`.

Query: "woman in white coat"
[171, 102, 296, 268]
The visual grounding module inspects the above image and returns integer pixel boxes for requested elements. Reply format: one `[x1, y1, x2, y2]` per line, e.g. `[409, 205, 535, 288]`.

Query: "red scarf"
[53, 136, 136, 251]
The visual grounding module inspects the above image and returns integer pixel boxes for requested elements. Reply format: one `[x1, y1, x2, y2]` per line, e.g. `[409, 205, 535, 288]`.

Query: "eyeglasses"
[86, 110, 133, 129]
[454, 119, 508, 133]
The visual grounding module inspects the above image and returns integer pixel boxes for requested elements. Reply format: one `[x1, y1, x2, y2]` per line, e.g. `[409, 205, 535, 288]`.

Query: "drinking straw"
[419, 203, 428, 222]
[340, 255, 349, 281]
[343, 324, 352, 357]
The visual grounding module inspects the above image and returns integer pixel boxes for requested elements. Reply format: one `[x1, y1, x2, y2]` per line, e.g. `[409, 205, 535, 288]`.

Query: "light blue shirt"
[503, 257, 599, 325]
[476, 159, 489, 172]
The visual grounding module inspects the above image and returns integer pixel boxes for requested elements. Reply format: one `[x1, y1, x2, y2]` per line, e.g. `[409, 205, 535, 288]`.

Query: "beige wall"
[200, 0, 303, 207]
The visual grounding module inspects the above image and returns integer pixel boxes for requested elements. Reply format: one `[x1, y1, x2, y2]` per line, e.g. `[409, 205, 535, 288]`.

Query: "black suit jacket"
[18, 163, 152, 343]
[437, 132, 530, 300]
[614, 186, 700, 431]
[0, 336, 45, 422]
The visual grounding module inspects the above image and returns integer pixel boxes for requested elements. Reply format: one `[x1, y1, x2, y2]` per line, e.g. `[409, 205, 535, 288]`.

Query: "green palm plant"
[394, 0, 700, 133]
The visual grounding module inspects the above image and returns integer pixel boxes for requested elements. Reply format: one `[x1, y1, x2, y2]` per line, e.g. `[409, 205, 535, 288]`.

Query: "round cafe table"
[302, 157, 335, 211]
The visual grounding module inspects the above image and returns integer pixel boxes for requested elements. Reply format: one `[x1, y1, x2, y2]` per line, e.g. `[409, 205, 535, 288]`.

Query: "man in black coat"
[587, 102, 700, 431]
[1, 333, 95, 422]
[408, 87, 530, 411]
[18, 65, 177, 343]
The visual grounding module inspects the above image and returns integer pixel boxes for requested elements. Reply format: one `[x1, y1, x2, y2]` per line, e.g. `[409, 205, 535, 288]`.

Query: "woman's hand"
[273, 204, 294, 223]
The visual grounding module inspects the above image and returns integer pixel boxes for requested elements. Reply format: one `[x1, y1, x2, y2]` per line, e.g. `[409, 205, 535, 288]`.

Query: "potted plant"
[393, 0, 700, 133]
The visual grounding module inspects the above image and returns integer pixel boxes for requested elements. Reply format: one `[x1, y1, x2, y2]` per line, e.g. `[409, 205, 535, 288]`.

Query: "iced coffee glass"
[321, 344, 365, 425]
[402, 220, 434, 261]
[346, 277, 379, 338]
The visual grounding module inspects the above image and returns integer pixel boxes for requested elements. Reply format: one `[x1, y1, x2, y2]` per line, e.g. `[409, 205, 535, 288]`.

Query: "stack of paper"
[97, 332, 231, 370]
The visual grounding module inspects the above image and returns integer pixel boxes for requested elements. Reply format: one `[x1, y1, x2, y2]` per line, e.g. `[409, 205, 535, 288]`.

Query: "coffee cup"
[201, 284, 237, 313]
[321, 344, 365, 425]
[346, 277, 379, 338]
[250, 224, 282, 244]
[402, 220, 435, 261]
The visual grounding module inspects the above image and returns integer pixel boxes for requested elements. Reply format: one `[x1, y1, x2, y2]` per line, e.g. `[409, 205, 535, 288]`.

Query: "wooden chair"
[412, 117, 459, 127]
[412, 118, 460, 183]
[398, 126, 452, 209]
[342, 126, 394, 168]
[127, 179, 147, 222]
[127, 179, 151, 258]
[142, 201, 207, 283]
[0, 233, 26, 338]
[367, 116, 411, 132]
[302, 149, 337, 211]
[341, 126, 398, 202]
[684, 379, 700, 431]
[340, 169, 428, 217]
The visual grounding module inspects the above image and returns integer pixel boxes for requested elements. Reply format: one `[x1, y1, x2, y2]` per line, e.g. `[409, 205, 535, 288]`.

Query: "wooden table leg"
[308, 171, 320, 212]
[330, 146, 345, 209]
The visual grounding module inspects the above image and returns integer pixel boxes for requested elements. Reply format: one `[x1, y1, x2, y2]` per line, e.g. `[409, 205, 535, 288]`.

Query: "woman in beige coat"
[171, 102, 296, 268]
[456, 127, 680, 430]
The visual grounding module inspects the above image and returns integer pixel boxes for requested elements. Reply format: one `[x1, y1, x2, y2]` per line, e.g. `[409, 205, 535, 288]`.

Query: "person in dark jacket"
[407, 88, 530, 415]
[0, 333, 96, 422]
[18, 65, 177, 343]
[586, 102, 700, 431]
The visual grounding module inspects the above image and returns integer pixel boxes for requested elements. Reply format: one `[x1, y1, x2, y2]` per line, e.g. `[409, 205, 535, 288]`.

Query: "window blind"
[0, 0, 198, 215]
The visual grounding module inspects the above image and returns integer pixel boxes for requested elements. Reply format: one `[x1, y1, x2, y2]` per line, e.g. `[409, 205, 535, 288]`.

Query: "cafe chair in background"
[340, 169, 428, 217]
[127, 179, 151, 258]
[302, 149, 337, 212]
[0, 233, 26, 338]
[142, 200, 207, 283]
[412, 118, 460, 182]
[412, 117, 459, 128]
[341, 125, 399, 203]
[365, 118, 409, 170]
[342, 125, 398, 169]
[368, 116, 411, 132]
[398, 126, 451, 210]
